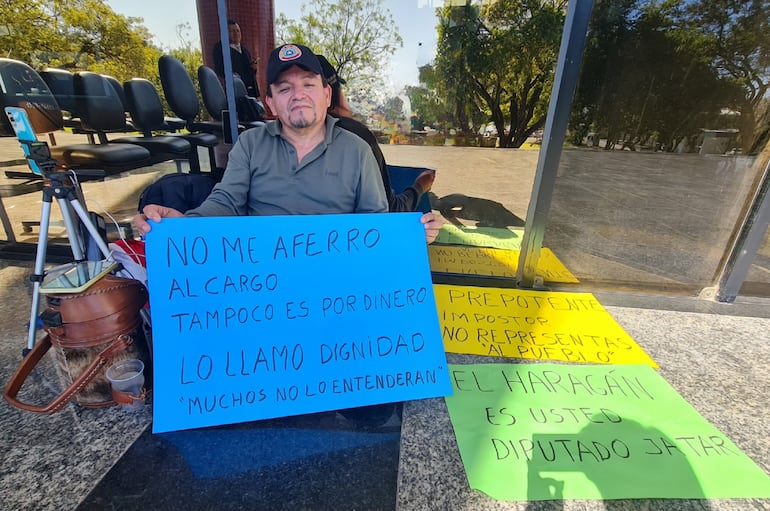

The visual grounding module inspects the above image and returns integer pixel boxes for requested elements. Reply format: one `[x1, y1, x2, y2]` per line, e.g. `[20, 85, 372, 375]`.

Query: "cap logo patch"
[278, 45, 302, 62]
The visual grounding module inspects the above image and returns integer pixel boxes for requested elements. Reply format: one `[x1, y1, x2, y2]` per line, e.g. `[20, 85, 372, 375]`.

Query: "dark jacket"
[213, 41, 260, 98]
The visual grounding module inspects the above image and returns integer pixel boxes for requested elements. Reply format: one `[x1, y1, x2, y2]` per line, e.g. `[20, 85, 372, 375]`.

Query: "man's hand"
[414, 169, 436, 194]
[420, 212, 443, 244]
[133, 204, 184, 235]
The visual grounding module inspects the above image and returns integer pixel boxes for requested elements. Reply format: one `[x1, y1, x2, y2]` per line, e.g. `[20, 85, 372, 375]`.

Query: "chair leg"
[206, 146, 217, 174]
[188, 146, 201, 173]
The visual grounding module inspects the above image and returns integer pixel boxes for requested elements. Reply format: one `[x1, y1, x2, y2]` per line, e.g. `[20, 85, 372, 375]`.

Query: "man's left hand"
[420, 212, 443, 244]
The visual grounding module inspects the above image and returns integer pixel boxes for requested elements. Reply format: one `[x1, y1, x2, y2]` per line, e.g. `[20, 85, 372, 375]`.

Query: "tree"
[681, 0, 770, 153]
[404, 64, 454, 131]
[58, 0, 162, 81]
[405, 84, 446, 131]
[275, 0, 402, 112]
[380, 95, 404, 124]
[571, 0, 719, 150]
[0, 0, 60, 63]
[432, 0, 566, 148]
[570, 0, 751, 153]
[0, 0, 162, 83]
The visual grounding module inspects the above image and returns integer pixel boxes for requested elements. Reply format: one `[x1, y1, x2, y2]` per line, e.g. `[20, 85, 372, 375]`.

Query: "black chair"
[123, 78, 213, 173]
[74, 71, 191, 168]
[102, 74, 136, 132]
[232, 75, 249, 100]
[137, 172, 216, 214]
[38, 68, 79, 126]
[105, 74, 185, 133]
[158, 56, 221, 174]
[158, 55, 222, 136]
[38, 67, 94, 143]
[198, 65, 228, 124]
[198, 64, 247, 144]
[0, 58, 151, 175]
[232, 75, 266, 128]
[198, 66, 263, 133]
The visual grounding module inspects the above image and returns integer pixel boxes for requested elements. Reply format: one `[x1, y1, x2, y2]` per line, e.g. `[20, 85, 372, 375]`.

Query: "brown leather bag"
[3, 273, 150, 413]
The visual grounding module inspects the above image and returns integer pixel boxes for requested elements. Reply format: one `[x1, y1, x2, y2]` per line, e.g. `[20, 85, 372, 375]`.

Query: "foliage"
[433, 4, 482, 137]
[405, 82, 450, 131]
[405, 63, 466, 133]
[1, 0, 162, 82]
[379, 95, 404, 124]
[432, 0, 566, 148]
[0, 0, 205, 119]
[0, 0, 59, 63]
[570, 0, 768, 154]
[275, 0, 402, 113]
[682, 0, 770, 153]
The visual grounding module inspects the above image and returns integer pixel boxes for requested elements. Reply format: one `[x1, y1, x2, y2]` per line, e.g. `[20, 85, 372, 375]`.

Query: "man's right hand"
[133, 204, 184, 235]
[414, 169, 436, 194]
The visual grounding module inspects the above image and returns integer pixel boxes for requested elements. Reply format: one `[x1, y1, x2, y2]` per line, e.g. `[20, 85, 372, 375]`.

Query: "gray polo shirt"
[185, 115, 387, 217]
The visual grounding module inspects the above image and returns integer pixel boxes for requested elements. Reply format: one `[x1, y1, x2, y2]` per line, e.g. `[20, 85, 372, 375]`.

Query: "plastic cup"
[105, 359, 145, 410]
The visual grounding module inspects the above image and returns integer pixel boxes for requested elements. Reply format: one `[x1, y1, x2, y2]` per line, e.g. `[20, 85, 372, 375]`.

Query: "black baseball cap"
[267, 44, 324, 87]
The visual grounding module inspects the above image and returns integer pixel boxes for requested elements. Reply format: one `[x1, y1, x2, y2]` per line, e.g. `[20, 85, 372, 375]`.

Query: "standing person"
[316, 54, 435, 213]
[134, 43, 441, 244]
[212, 19, 260, 98]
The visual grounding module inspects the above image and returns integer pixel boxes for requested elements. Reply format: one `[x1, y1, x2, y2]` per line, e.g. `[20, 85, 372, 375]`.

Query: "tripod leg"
[56, 197, 91, 284]
[26, 200, 54, 352]
[26, 176, 150, 354]
[66, 196, 113, 261]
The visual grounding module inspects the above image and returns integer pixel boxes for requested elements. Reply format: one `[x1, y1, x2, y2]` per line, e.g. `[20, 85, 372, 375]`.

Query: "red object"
[112, 239, 146, 267]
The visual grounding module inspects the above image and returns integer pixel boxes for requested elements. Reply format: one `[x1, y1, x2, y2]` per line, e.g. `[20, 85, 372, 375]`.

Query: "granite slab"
[396, 305, 770, 511]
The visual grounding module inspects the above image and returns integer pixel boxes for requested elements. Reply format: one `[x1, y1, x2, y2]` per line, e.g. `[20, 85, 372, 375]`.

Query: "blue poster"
[145, 213, 452, 433]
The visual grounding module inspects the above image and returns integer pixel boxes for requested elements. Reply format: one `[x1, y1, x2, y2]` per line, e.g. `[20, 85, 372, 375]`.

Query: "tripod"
[22, 141, 114, 353]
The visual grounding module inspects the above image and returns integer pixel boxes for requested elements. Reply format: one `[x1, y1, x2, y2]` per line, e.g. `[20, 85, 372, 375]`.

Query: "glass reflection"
[547, 0, 770, 295]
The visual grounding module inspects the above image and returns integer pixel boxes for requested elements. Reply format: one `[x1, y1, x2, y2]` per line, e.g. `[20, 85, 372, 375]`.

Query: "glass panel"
[544, 150, 761, 294]
[541, 1, 770, 296]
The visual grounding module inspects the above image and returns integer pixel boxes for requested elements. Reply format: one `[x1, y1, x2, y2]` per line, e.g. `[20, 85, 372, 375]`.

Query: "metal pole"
[714, 155, 770, 302]
[516, 0, 594, 288]
[217, 0, 240, 144]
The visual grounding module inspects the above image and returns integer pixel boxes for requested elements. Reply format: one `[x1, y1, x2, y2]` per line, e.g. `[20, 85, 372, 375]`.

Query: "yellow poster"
[428, 245, 578, 284]
[434, 284, 657, 367]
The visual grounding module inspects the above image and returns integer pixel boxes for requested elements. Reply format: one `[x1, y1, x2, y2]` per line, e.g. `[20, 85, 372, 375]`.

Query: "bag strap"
[3, 334, 132, 414]
[112, 386, 147, 406]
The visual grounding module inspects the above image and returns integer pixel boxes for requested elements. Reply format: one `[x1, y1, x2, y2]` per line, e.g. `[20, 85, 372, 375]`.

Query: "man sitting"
[135, 43, 441, 243]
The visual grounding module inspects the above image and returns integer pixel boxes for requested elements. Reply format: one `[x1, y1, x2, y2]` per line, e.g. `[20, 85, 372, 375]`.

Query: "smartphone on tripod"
[6, 106, 116, 289]
[4, 106, 45, 176]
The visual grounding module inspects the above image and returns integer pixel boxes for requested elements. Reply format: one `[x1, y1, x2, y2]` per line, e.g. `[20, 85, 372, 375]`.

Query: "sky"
[105, 0, 442, 92]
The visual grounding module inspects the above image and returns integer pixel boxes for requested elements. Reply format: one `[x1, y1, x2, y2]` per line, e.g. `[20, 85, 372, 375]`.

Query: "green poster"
[435, 224, 524, 250]
[445, 363, 770, 501]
